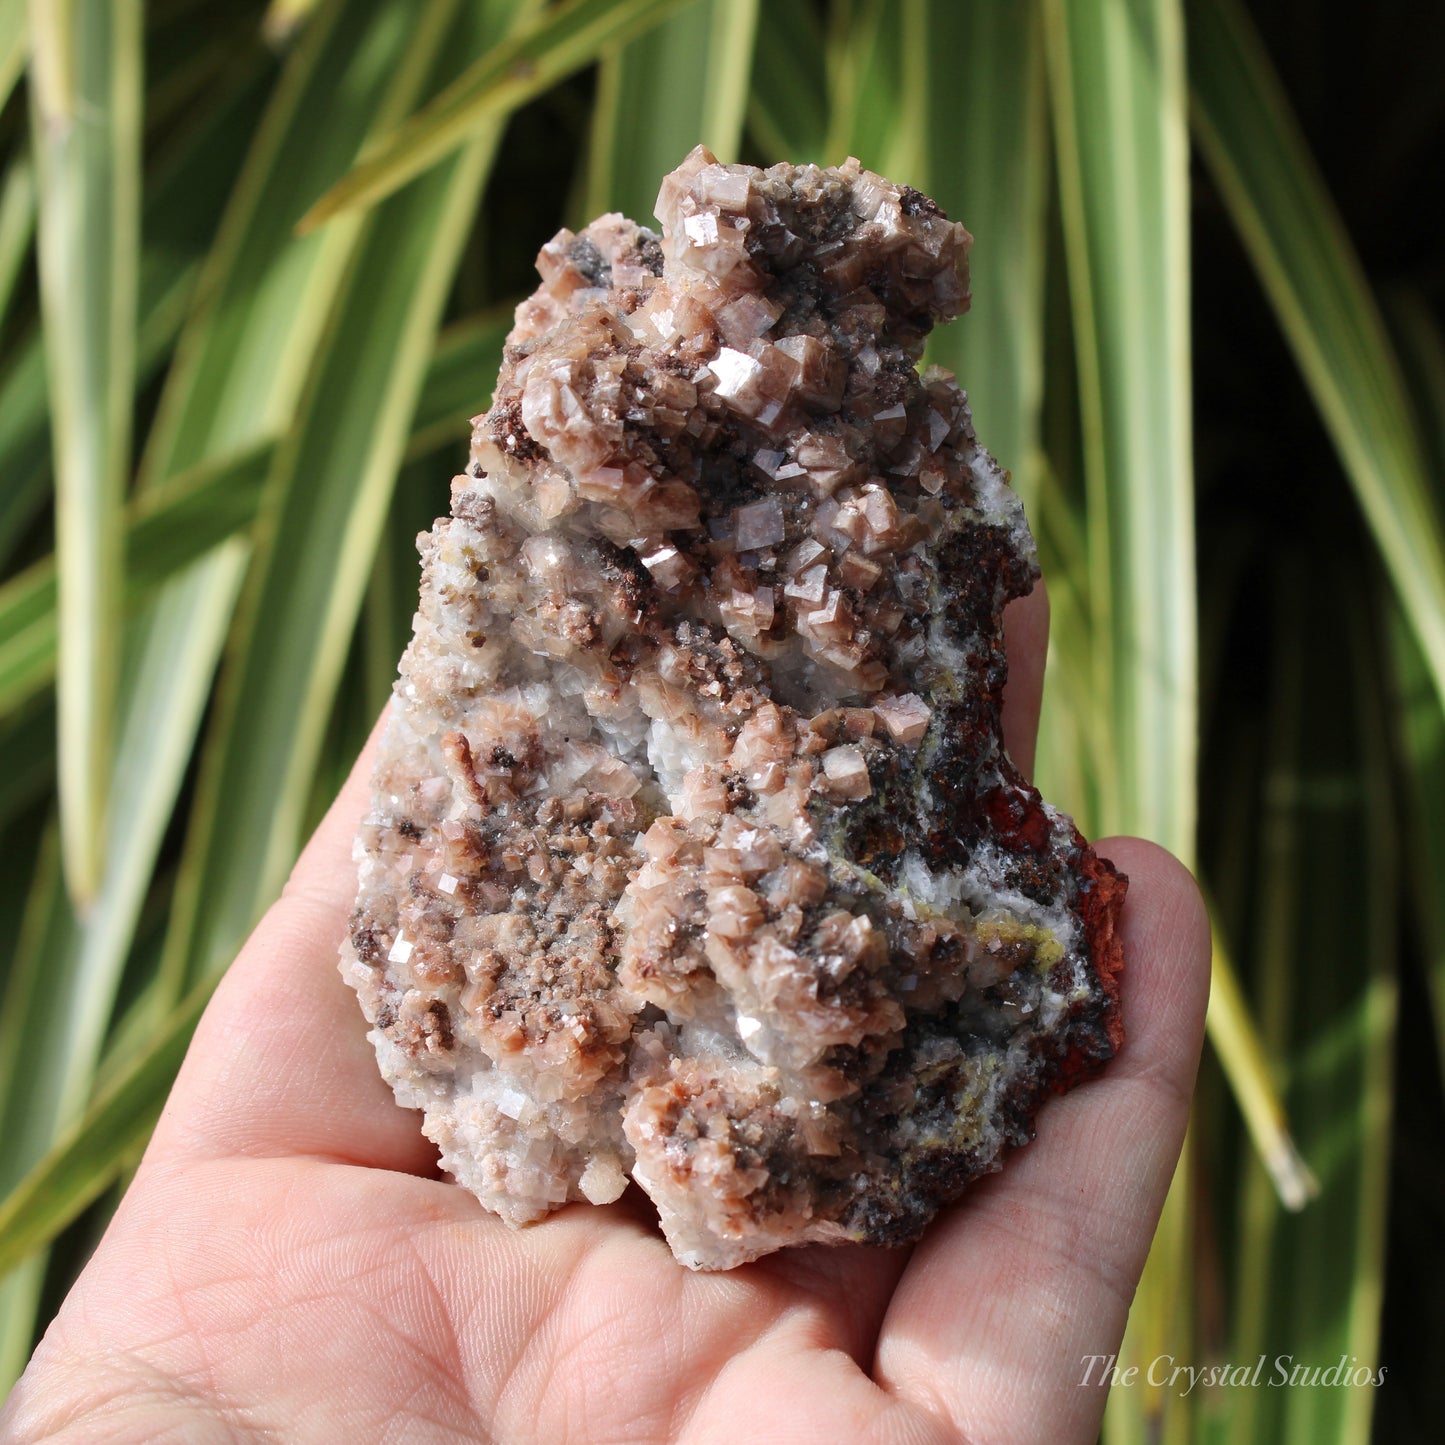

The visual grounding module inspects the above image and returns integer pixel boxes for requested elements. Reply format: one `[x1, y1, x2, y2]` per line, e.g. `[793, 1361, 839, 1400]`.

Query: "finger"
[874, 838, 1210, 1444]
[150, 708, 441, 1175]
[1002, 578, 1049, 779]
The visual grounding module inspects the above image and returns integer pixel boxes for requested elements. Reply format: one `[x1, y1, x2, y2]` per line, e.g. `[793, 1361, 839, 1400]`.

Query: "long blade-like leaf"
[747, 0, 827, 164]
[820, 0, 902, 173]
[0, 699, 53, 828]
[302, 0, 698, 228]
[0, 561, 238, 1392]
[405, 304, 514, 461]
[1387, 297, 1445, 1086]
[1189, 0, 1445, 718]
[0, 46, 267, 573]
[1390, 608, 1445, 1093]
[585, 0, 758, 225]
[1030, 461, 1107, 830]
[1206, 909, 1318, 1211]
[0, 341, 52, 572]
[918, 0, 1049, 514]
[0, 0, 25, 117]
[0, 298, 517, 719]
[28, 0, 143, 902]
[0, 443, 272, 714]
[0, 976, 214, 1281]
[161, 0, 540, 998]
[693, 0, 758, 170]
[0, 154, 35, 334]
[0, 829, 59, 1389]
[1225, 565, 1396, 1443]
[1042, 4, 1196, 1437]
[1043, 0, 1196, 857]
[0, 0, 468, 1386]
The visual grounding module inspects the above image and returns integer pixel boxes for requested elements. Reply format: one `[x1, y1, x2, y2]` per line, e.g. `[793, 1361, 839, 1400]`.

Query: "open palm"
[1, 591, 1209, 1444]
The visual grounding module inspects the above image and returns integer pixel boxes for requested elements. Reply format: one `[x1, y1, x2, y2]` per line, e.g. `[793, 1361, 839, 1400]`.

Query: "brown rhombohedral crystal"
[343, 147, 1126, 1270]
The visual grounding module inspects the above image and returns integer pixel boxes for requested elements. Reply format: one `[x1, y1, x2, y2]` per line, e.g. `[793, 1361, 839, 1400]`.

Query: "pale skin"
[0, 585, 1210, 1444]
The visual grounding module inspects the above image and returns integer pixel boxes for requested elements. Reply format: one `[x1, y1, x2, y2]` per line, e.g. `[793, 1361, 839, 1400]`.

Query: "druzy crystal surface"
[342, 147, 1126, 1270]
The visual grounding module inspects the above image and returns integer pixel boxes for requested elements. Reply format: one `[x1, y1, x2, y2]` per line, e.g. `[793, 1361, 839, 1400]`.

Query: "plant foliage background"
[0, 1, 1441, 1439]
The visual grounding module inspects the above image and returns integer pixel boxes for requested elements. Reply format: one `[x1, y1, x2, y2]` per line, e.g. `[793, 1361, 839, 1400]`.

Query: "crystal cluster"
[342, 147, 1126, 1270]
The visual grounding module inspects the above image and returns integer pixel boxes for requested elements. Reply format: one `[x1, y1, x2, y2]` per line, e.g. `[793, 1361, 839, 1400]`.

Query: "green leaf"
[263, 0, 327, 44]
[918, 0, 1049, 513]
[0, 1252, 45, 1390]
[0, 697, 53, 827]
[142, 0, 447, 482]
[0, 817, 58, 1391]
[0, 975, 213, 1281]
[1030, 461, 1106, 834]
[1386, 297, 1445, 1085]
[0, 443, 272, 715]
[160, 0, 541, 999]
[302, 0, 699, 228]
[0, 341, 51, 574]
[0, 0, 468, 1381]
[1042, 0, 1196, 858]
[1206, 908, 1318, 1211]
[0, 804, 43, 1039]
[0, 42, 265, 574]
[746, 0, 827, 164]
[0, 4, 540, 1285]
[1189, 0, 1445, 719]
[1042, 3, 1196, 1435]
[693, 0, 759, 170]
[585, 0, 758, 226]
[27, 0, 144, 903]
[0, 300, 512, 722]
[0, 0, 26, 117]
[821, 0, 902, 173]
[886, 0, 927, 183]
[405, 304, 514, 461]
[0, 154, 35, 334]
[1389, 609, 1445, 1092]
[1223, 566, 1396, 1444]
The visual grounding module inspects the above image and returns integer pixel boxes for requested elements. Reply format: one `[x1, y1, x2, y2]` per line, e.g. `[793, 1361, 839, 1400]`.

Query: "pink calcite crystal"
[342, 147, 1125, 1270]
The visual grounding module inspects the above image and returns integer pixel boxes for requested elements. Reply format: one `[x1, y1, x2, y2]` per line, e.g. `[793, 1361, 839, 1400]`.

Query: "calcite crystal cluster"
[343, 147, 1126, 1270]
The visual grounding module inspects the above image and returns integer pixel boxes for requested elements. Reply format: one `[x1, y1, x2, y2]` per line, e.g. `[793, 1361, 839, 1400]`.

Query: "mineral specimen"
[342, 147, 1126, 1270]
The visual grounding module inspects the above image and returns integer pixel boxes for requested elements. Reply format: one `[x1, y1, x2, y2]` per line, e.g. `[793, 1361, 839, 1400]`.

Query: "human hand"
[0, 586, 1210, 1444]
